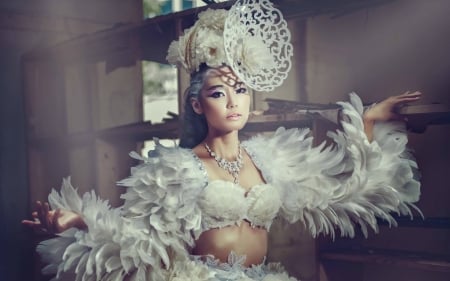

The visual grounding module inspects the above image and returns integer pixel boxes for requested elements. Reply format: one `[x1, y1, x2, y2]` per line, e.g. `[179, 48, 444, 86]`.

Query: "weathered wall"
[304, 0, 450, 105]
[0, 1, 141, 280]
[302, 0, 450, 280]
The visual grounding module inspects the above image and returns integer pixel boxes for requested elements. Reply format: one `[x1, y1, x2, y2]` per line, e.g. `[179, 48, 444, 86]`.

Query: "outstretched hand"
[22, 201, 86, 235]
[363, 91, 422, 123]
[362, 91, 421, 141]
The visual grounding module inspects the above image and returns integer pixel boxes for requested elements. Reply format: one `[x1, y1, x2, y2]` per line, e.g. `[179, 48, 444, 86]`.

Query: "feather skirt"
[167, 252, 298, 281]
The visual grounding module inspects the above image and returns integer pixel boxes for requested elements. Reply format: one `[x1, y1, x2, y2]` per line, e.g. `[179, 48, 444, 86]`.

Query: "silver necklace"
[204, 142, 243, 184]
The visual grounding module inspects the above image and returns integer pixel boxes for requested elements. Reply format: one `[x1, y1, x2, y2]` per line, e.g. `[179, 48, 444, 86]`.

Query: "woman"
[23, 1, 422, 280]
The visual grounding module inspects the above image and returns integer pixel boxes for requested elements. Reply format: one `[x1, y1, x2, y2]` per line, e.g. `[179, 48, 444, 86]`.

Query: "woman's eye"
[236, 87, 247, 94]
[210, 91, 225, 98]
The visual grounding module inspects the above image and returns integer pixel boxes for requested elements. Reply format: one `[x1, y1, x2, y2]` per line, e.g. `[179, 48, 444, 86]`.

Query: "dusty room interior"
[0, 0, 449, 280]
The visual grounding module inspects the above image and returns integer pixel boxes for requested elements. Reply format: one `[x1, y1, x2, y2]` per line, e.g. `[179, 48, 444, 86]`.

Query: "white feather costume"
[36, 94, 420, 281]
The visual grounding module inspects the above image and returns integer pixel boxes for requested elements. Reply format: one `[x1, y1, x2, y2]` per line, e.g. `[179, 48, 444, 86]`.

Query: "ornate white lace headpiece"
[166, 0, 293, 92]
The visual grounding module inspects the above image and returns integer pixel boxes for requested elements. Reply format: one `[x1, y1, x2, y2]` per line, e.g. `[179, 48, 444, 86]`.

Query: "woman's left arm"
[363, 91, 421, 142]
[248, 92, 423, 239]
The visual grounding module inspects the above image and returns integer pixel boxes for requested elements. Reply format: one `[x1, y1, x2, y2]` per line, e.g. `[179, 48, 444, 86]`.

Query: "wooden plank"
[399, 104, 450, 115]
[244, 112, 313, 132]
[98, 121, 179, 141]
[320, 259, 364, 281]
[321, 249, 450, 273]
[94, 139, 136, 207]
[68, 145, 95, 195]
[399, 104, 450, 133]
[1, 0, 142, 24]
[93, 61, 142, 130]
[27, 121, 180, 148]
[378, 216, 450, 229]
[21, 1, 230, 64]
[65, 64, 94, 134]
[273, 0, 394, 19]
[18, 0, 399, 65]
[27, 146, 70, 206]
[27, 111, 314, 147]
[0, 9, 111, 34]
[23, 62, 67, 139]
[269, 220, 319, 281]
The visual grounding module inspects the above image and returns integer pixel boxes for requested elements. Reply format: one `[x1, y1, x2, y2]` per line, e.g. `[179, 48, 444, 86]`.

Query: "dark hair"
[179, 64, 210, 148]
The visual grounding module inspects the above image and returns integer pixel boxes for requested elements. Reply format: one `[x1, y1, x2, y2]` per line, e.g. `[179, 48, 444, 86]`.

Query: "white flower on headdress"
[195, 29, 225, 68]
[166, 40, 185, 69]
[197, 8, 227, 30]
[167, 0, 293, 92]
[234, 36, 276, 75]
[166, 9, 228, 72]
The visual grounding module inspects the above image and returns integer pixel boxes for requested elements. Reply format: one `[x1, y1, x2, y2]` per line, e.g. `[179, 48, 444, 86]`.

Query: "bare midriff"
[192, 220, 268, 267]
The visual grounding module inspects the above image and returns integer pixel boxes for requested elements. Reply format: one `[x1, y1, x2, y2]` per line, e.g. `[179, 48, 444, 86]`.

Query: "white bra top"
[197, 179, 282, 231]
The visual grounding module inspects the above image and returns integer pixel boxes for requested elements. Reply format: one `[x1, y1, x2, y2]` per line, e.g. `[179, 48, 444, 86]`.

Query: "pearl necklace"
[204, 142, 243, 184]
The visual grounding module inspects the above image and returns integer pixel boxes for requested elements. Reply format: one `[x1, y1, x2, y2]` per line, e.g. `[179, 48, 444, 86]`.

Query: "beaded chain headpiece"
[166, 0, 293, 92]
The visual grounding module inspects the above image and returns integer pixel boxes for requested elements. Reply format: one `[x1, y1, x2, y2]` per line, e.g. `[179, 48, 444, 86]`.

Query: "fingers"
[43, 202, 52, 231]
[36, 201, 46, 229]
[42, 202, 57, 233]
[21, 219, 39, 227]
[52, 209, 61, 233]
[391, 91, 421, 108]
[22, 209, 41, 227]
[23, 201, 55, 234]
[21, 218, 47, 234]
[397, 91, 422, 100]
[402, 90, 421, 96]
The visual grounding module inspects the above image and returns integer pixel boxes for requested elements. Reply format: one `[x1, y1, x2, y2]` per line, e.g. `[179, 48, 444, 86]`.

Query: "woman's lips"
[226, 113, 241, 120]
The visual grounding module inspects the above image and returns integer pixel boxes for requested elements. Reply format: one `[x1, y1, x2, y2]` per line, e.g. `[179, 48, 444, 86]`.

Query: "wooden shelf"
[21, 0, 395, 66]
[97, 120, 179, 141]
[22, 1, 233, 65]
[28, 120, 180, 148]
[244, 112, 313, 132]
[321, 249, 450, 273]
[399, 104, 450, 133]
[378, 216, 450, 229]
[27, 111, 314, 148]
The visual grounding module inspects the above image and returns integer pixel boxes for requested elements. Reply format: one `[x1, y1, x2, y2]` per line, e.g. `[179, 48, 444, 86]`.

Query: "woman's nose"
[227, 92, 238, 108]
[227, 102, 236, 108]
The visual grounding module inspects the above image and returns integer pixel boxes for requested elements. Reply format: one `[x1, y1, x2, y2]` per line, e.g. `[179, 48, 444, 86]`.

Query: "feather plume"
[37, 144, 205, 280]
[244, 93, 421, 239]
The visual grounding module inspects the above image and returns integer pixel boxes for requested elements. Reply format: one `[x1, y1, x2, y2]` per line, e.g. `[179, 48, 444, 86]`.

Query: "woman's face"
[191, 66, 250, 135]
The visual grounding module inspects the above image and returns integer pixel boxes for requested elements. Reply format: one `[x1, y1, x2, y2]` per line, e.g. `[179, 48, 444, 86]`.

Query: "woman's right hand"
[22, 201, 87, 234]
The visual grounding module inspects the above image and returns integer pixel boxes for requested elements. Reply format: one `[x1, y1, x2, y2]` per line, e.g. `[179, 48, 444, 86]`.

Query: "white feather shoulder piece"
[37, 142, 206, 281]
[244, 93, 421, 239]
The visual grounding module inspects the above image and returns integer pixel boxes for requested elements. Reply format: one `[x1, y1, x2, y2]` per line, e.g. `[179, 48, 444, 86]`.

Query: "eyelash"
[209, 91, 225, 98]
[236, 87, 247, 94]
[208, 87, 247, 98]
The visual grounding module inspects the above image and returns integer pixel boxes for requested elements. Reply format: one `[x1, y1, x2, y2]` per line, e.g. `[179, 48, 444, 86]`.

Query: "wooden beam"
[0, 0, 142, 24]
[321, 249, 450, 273]
[20, 1, 230, 64]
[0, 9, 113, 34]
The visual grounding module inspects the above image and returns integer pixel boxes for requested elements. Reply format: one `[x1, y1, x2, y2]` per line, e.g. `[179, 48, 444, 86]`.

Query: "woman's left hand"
[363, 91, 422, 123]
[362, 91, 421, 142]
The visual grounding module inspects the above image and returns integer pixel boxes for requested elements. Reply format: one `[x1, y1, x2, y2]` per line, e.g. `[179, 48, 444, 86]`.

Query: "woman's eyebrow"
[205, 85, 224, 91]
[235, 82, 245, 88]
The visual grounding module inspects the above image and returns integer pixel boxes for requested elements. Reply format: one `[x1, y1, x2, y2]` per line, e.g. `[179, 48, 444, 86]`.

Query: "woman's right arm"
[22, 145, 204, 281]
[23, 179, 133, 280]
